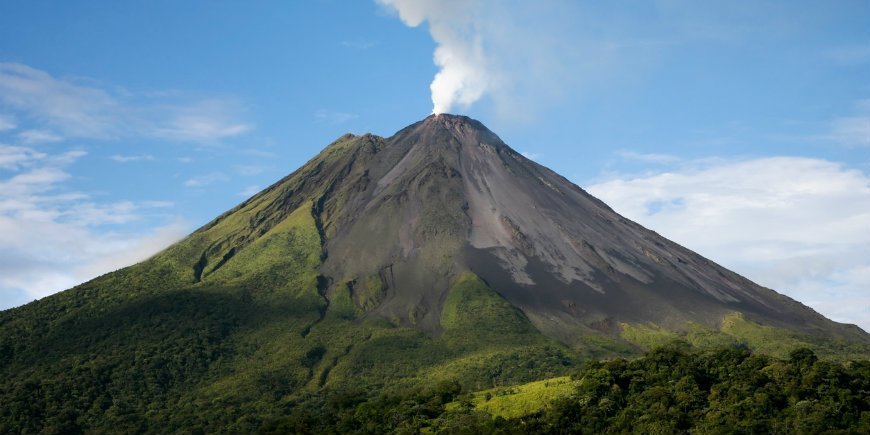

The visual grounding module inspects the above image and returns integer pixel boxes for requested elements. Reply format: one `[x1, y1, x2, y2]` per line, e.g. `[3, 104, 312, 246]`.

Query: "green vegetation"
[621, 313, 870, 361]
[620, 322, 683, 349]
[522, 346, 870, 434]
[351, 274, 386, 312]
[259, 345, 869, 434]
[441, 272, 535, 338]
[2, 226, 866, 433]
[0, 229, 576, 433]
[447, 376, 578, 419]
[2, 128, 868, 432]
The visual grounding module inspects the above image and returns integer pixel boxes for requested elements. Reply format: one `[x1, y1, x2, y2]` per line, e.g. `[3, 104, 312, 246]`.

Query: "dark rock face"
[226, 113, 862, 344]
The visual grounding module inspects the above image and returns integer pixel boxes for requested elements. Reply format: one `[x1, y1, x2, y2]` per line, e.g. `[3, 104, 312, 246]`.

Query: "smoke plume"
[377, 0, 604, 120]
[377, 0, 494, 114]
[377, 1, 672, 119]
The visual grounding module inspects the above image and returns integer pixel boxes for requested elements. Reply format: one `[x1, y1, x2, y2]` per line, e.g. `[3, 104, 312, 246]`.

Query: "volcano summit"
[1, 114, 866, 432]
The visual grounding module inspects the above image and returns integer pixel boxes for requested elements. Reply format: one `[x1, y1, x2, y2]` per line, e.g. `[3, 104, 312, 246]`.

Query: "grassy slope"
[0, 129, 590, 431]
[621, 312, 870, 361]
[458, 313, 870, 420]
[448, 376, 579, 419]
[456, 318, 870, 421]
[0, 202, 329, 432]
[2, 131, 867, 432]
[0, 208, 581, 432]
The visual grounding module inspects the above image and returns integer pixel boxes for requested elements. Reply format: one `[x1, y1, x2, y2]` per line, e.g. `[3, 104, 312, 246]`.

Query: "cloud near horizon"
[587, 156, 870, 331]
[0, 144, 188, 307]
[0, 62, 252, 143]
[0, 62, 254, 310]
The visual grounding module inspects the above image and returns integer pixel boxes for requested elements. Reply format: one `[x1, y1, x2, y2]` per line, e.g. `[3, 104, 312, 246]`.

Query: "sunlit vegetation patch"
[262, 345, 870, 434]
[621, 312, 870, 362]
[447, 376, 578, 419]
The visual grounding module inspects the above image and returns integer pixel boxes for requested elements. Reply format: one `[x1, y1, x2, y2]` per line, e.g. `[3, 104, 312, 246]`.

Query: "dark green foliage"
[521, 346, 870, 434]
[0, 265, 576, 433]
[254, 346, 870, 434]
[2, 119, 869, 433]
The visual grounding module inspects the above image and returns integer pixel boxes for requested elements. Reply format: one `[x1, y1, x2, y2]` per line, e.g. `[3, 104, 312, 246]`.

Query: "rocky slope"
[179, 113, 865, 344]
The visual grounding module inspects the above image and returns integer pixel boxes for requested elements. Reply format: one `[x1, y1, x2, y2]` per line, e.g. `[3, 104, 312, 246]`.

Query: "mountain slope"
[0, 114, 866, 432]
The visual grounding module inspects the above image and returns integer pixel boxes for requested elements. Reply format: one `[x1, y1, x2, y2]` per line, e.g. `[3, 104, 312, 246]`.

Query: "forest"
[261, 344, 869, 434]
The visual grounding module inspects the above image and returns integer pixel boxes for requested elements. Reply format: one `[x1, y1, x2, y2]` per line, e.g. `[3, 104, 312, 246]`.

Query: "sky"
[0, 1, 868, 330]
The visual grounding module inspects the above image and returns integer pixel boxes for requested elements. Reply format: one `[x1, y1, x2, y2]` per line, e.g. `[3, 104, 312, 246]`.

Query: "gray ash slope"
[239, 113, 865, 345]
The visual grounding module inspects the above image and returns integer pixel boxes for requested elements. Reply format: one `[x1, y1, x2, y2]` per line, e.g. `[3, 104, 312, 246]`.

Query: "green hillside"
[0, 202, 582, 433]
[2, 118, 868, 433]
[620, 312, 870, 362]
[443, 346, 870, 434]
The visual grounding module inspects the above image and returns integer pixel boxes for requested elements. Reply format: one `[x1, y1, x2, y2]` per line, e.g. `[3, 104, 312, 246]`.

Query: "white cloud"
[520, 151, 540, 161]
[238, 185, 261, 197]
[234, 164, 268, 176]
[314, 109, 359, 124]
[829, 116, 870, 147]
[151, 100, 252, 142]
[617, 150, 680, 164]
[0, 114, 17, 131]
[18, 129, 62, 144]
[0, 62, 252, 143]
[72, 220, 188, 282]
[587, 156, 870, 331]
[0, 63, 118, 138]
[184, 172, 229, 188]
[0, 219, 188, 304]
[0, 144, 46, 170]
[239, 148, 276, 158]
[110, 154, 155, 163]
[0, 147, 186, 307]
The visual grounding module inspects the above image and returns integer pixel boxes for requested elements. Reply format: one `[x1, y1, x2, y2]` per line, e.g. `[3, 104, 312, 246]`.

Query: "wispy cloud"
[0, 63, 118, 138]
[234, 164, 269, 176]
[829, 116, 870, 147]
[151, 100, 252, 142]
[314, 109, 359, 124]
[239, 148, 276, 158]
[617, 150, 680, 164]
[184, 172, 229, 188]
[0, 144, 46, 170]
[587, 156, 870, 330]
[520, 151, 540, 161]
[0, 146, 186, 305]
[18, 129, 62, 144]
[238, 185, 261, 197]
[0, 62, 253, 143]
[0, 114, 17, 131]
[110, 154, 155, 163]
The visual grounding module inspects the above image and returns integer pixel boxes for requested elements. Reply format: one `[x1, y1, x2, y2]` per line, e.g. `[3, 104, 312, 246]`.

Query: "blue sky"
[1, 1, 868, 329]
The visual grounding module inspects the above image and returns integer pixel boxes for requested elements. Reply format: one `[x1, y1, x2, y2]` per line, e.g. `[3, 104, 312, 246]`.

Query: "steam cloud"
[377, 0, 494, 114]
[377, 1, 602, 119]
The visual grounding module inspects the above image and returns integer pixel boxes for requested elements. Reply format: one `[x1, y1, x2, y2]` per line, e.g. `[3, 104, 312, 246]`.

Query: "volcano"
[1, 114, 866, 432]
[197, 113, 859, 342]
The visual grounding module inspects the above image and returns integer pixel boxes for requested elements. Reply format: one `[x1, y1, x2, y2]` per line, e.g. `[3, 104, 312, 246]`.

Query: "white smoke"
[376, 1, 618, 120]
[377, 0, 494, 114]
